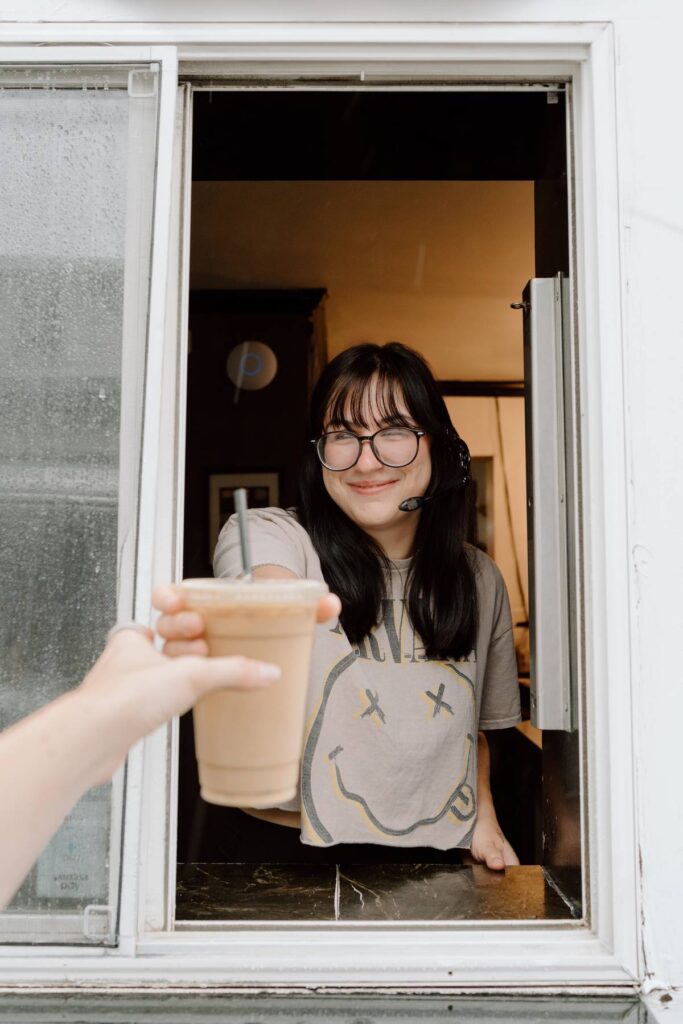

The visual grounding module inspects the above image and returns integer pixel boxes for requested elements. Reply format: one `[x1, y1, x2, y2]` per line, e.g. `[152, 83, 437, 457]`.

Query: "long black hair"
[297, 342, 478, 661]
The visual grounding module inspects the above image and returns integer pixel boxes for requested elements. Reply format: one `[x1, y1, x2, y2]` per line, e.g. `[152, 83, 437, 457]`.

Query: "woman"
[156, 343, 520, 869]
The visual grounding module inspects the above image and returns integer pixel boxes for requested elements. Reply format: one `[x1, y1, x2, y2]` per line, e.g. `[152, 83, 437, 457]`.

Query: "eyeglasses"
[312, 426, 426, 472]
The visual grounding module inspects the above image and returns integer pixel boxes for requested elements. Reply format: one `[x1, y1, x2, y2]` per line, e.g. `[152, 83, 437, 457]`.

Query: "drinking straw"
[233, 487, 253, 580]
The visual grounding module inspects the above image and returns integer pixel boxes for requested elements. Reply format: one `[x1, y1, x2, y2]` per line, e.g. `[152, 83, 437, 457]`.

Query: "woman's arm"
[0, 627, 282, 910]
[467, 731, 519, 870]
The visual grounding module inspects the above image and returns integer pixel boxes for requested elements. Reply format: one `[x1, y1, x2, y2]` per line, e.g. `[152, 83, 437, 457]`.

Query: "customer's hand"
[153, 576, 341, 658]
[78, 626, 282, 784]
[0, 622, 284, 909]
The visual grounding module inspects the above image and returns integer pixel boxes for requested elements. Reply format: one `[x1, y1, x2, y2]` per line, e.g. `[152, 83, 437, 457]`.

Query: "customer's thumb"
[183, 654, 281, 696]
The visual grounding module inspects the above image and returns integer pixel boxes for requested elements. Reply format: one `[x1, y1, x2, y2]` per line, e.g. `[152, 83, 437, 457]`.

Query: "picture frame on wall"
[208, 472, 279, 560]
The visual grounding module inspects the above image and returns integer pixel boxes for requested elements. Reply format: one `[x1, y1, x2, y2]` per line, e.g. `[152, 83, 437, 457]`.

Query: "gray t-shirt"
[214, 507, 521, 851]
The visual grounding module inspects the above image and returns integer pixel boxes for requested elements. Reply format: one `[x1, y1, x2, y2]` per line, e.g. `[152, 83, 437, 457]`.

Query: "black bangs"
[314, 343, 447, 435]
[325, 369, 413, 431]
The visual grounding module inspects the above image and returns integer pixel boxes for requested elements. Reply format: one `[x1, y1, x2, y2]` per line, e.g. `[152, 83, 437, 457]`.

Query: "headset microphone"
[397, 431, 471, 513]
[398, 495, 430, 512]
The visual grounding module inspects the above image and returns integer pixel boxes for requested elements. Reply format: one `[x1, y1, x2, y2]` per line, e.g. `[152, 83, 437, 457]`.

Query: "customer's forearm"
[0, 690, 122, 909]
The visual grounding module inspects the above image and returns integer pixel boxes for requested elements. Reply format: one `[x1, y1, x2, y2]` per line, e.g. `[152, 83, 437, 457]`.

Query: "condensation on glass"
[0, 64, 159, 943]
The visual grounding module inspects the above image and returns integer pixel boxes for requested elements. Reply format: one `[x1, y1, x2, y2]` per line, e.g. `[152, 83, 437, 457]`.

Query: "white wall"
[609, 5, 683, 1002]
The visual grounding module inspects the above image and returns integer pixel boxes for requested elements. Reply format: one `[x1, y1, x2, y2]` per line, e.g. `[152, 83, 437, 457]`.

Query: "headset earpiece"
[446, 428, 471, 488]
[398, 428, 471, 512]
[455, 437, 471, 487]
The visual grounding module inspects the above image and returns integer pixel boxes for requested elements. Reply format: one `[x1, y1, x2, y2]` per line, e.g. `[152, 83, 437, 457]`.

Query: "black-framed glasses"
[312, 426, 426, 472]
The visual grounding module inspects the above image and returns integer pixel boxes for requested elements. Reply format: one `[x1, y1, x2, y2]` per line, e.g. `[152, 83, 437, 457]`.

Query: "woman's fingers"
[502, 839, 520, 866]
[156, 610, 205, 642]
[482, 841, 505, 871]
[467, 820, 518, 871]
[163, 638, 210, 659]
[480, 836, 518, 871]
[156, 599, 207, 657]
[151, 584, 185, 614]
[317, 593, 342, 624]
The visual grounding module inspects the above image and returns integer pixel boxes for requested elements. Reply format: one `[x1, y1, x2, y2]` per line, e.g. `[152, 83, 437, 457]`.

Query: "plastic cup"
[177, 577, 328, 808]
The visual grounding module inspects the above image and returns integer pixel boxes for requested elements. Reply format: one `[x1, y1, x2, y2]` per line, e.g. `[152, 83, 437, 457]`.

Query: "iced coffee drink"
[177, 578, 327, 808]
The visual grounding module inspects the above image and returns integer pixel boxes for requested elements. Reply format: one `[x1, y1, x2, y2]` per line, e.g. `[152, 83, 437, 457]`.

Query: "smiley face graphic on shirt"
[300, 601, 478, 847]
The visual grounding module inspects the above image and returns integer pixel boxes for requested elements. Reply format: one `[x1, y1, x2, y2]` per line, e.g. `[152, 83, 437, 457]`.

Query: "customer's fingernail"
[258, 663, 282, 682]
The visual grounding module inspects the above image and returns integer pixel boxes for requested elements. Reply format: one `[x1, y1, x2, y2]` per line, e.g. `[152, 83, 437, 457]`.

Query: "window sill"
[176, 863, 574, 923]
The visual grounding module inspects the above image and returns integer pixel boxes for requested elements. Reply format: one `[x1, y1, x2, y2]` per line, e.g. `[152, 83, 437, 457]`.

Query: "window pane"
[0, 64, 159, 943]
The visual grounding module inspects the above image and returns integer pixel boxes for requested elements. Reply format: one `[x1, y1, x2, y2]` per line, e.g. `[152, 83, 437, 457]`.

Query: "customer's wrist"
[68, 684, 137, 782]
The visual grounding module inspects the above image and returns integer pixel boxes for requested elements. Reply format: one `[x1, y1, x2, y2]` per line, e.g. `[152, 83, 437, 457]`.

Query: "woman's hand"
[469, 731, 519, 870]
[153, 572, 342, 658]
[466, 814, 519, 871]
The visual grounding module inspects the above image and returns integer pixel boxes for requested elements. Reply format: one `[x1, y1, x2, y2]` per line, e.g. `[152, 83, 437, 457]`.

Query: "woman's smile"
[347, 478, 399, 495]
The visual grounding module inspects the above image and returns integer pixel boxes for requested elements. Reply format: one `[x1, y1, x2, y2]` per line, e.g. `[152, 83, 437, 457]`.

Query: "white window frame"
[0, 22, 640, 992]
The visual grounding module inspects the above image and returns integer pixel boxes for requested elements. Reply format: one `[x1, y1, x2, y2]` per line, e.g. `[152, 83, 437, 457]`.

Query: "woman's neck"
[365, 517, 419, 560]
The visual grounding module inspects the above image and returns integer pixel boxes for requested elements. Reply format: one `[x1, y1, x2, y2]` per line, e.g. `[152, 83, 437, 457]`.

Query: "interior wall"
[190, 180, 534, 380]
[190, 180, 532, 619]
[445, 396, 528, 628]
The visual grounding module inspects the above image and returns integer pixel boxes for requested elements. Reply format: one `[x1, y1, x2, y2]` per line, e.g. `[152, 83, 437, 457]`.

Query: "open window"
[173, 83, 582, 925]
[0, 28, 639, 991]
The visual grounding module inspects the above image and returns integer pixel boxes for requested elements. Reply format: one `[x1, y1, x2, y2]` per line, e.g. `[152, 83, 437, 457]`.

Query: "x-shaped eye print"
[425, 682, 455, 718]
[360, 688, 386, 724]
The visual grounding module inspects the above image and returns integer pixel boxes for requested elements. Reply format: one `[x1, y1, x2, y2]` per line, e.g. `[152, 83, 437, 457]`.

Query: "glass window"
[0, 64, 159, 944]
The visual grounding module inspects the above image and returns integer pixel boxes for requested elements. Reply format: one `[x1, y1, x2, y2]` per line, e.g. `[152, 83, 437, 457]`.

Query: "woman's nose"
[356, 438, 384, 470]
